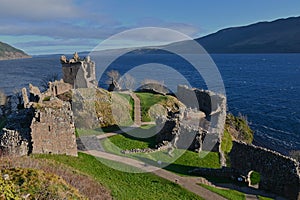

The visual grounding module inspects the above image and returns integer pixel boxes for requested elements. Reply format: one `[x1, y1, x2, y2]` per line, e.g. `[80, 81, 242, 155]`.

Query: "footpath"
[79, 91, 263, 200]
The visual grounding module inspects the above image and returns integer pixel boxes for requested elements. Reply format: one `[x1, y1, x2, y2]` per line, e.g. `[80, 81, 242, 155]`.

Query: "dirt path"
[128, 92, 142, 127]
[81, 149, 227, 200]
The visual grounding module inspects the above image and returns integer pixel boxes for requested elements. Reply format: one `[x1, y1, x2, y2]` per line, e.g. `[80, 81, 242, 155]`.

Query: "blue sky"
[0, 0, 299, 55]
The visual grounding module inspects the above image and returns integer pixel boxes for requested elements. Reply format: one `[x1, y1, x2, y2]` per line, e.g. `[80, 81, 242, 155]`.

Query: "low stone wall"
[229, 141, 300, 200]
[189, 167, 240, 180]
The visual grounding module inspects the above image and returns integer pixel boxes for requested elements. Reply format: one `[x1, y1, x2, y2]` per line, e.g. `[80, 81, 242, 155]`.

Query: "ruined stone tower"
[61, 53, 97, 88]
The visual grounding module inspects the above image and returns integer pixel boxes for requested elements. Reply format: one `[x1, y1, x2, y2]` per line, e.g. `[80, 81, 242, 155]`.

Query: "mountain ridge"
[0, 41, 31, 60]
[196, 16, 300, 53]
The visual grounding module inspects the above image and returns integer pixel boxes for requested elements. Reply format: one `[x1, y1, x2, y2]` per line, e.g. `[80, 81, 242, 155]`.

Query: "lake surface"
[0, 53, 299, 154]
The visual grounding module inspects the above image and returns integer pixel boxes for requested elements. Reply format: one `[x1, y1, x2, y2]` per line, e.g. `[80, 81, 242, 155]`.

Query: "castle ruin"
[0, 52, 97, 157]
[61, 52, 97, 88]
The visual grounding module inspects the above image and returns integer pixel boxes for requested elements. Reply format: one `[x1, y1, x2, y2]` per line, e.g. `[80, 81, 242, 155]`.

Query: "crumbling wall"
[155, 109, 216, 152]
[229, 141, 300, 200]
[176, 85, 227, 164]
[62, 56, 96, 89]
[0, 108, 34, 156]
[30, 100, 77, 156]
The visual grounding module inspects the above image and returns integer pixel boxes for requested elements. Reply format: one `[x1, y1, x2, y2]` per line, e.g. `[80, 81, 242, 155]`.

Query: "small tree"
[120, 74, 135, 91]
[106, 70, 120, 84]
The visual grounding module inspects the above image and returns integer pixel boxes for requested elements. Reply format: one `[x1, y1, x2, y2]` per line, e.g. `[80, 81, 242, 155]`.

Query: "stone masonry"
[0, 98, 77, 157]
[229, 141, 300, 200]
[61, 53, 97, 88]
[30, 100, 77, 156]
[173, 85, 227, 165]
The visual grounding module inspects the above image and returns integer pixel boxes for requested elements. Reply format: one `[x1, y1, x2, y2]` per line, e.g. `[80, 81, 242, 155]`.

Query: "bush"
[249, 171, 261, 185]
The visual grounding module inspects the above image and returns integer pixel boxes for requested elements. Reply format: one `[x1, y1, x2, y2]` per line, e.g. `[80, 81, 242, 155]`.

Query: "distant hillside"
[0, 41, 31, 60]
[196, 16, 300, 53]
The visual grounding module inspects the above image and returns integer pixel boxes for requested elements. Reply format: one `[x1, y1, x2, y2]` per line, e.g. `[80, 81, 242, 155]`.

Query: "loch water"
[0, 53, 299, 154]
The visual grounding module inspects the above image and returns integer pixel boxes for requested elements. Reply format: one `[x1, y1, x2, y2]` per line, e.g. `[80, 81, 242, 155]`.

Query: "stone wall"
[62, 56, 96, 89]
[229, 141, 300, 200]
[0, 108, 34, 156]
[30, 100, 77, 156]
[155, 109, 219, 152]
[0, 99, 77, 157]
[176, 85, 227, 165]
[47, 80, 73, 97]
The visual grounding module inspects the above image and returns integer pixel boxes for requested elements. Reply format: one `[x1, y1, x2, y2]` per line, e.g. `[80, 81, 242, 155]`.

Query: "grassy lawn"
[101, 132, 221, 176]
[258, 195, 274, 200]
[135, 92, 168, 122]
[76, 125, 122, 137]
[199, 183, 245, 200]
[35, 153, 204, 200]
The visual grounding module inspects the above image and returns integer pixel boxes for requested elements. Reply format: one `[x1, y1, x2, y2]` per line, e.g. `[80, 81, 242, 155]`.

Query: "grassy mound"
[0, 168, 85, 199]
[136, 92, 183, 122]
[0, 156, 111, 199]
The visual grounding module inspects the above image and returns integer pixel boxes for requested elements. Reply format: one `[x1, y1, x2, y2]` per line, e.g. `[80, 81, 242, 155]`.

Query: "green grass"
[76, 125, 123, 137]
[221, 129, 233, 166]
[199, 183, 245, 200]
[35, 153, 204, 200]
[250, 171, 261, 185]
[101, 132, 221, 176]
[108, 134, 156, 150]
[164, 150, 220, 175]
[258, 195, 274, 200]
[221, 130, 233, 153]
[135, 92, 168, 122]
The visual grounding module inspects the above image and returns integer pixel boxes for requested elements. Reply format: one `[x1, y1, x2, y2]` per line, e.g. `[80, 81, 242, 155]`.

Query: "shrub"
[249, 171, 261, 185]
[225, 113, 253, 144]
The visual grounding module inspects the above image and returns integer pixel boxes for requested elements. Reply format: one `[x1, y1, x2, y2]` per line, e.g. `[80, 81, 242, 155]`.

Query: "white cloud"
[0, 0, 80, 21]
[135, 18, 200, 37]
